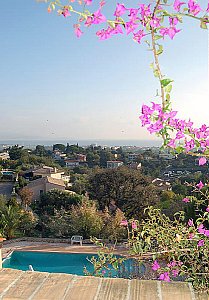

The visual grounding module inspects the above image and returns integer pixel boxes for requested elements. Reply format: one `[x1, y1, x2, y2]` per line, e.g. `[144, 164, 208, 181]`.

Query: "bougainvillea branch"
[39, 0, 209, 161]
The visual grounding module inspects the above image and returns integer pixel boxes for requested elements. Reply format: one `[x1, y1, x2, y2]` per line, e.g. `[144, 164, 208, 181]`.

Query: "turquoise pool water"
[3, 251, 143, 277]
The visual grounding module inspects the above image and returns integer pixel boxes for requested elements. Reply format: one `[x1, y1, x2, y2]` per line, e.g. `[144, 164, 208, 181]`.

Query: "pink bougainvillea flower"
[204, 230, 209, 237]
[114, 3, 127, 17]
[173, 0, 185, 11]
[169, 17, 179, 26]
[199, 157, 207, 166]
[207, 2, 209, 12]
[120, 220, 128, 226]
[150, 17, 161, 28]
[101, 269, 106, 274]
[167, 26, 181, 39]
[92, 9, 106, 24]
[132, 221, 137, 229]
[197, 240, 204, 247]
[133, 30, 145, 44]
[206, 206, 209, 212]
[175, 131, 185, 139]
[128, 8, 140, 22]
[182, 197, 190, 203]
[159, 272, 170, 282]
[198, 224, 205, 234]
[172, 269, 179, 277]
[188, 0, 201, 16]
[96, 28, 113, 40]
[74, 25, 83, 38]
[188, 219, 194, 227]
[85, 16, 93, 27]
[62, 8, 70, 17]
[160, 27, 169, 38]
[139, 4, 151, 19]
[112, 25, 123, 35]
[84, 0, 92, 5]
[152, 260, 160, 271]
[125, 21, 138, 34]
[167, 261, 176, 268]
[196, 181, 204, 189]
[188, 233, 194, 239]
[168, 139, 176, 148]
[100, 0, 106, 8]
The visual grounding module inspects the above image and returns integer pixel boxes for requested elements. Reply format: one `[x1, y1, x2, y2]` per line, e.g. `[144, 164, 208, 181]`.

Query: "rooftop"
[27, 176, 66, 188]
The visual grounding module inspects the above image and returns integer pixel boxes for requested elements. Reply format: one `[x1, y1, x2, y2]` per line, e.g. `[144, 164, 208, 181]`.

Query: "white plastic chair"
[71, 235, 83, 246]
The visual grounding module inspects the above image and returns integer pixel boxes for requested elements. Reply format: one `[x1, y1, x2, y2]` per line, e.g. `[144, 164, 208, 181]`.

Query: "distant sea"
[0, 139, 162, 149]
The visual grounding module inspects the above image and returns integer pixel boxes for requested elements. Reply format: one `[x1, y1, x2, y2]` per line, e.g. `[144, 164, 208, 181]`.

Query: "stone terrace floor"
[0, 268, 207, 300]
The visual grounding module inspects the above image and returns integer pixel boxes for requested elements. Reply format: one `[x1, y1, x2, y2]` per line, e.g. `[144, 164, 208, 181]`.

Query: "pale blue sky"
[0, 1, 208, 141]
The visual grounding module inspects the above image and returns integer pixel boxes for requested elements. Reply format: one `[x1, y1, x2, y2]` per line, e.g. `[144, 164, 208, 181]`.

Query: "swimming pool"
[3, 251, 144, 278]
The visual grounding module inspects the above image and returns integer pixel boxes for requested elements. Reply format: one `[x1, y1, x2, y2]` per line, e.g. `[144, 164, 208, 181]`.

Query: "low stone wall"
[3, 237, 93, 245]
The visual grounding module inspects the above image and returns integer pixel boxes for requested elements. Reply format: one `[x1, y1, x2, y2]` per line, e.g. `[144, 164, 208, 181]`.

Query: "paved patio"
[0, 268, 207, 300]
[2, 241, 127, 259]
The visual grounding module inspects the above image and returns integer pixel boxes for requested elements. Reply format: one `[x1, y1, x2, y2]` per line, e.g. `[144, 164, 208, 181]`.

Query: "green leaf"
[157, 45, 163, 55]
[154, 35, 163, 41]
[150, 62, 154, 69]
[161, 78, 173, 87]
[166, 93, 170, 101]
[165, 84, 172, 93]
[200, 20, 207, 29]
[154, 69, 160, 78]
[175, 14, 183, 23]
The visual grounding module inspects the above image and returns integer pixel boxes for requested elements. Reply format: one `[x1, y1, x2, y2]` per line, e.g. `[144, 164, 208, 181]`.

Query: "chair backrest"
[71, 235, 83, 241]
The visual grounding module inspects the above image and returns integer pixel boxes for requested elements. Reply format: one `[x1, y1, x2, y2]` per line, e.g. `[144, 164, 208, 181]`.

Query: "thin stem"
[151, 29, 165, 108]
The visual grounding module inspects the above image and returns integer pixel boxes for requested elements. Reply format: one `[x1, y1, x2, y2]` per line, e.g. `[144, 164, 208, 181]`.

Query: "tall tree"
[19, 187, 33, 208]
[88, 167, 159, 218]
[53, 144, 66, 152]
[8, 145, 23, 160]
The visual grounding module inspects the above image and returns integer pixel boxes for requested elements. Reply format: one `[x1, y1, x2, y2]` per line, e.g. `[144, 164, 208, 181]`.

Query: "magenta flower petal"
[152, 260, 160, 271]
[120, 220, 128, 226]
[197, 240, 204, 247]
[131, 221, 137, 229]
[196, 181, 204, 189]
[188, 219, 194, 227]
[199, 157, 207, 166]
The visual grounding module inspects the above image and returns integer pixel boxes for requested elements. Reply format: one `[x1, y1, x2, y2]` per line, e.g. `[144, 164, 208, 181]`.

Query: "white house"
[107, 161, 123, 169]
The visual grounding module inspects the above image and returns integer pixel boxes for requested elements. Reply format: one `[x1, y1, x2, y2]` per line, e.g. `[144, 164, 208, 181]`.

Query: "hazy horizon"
[0, 138, 162, 148]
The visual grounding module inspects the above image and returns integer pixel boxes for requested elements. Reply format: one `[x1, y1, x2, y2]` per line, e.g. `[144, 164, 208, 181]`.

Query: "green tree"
[101, 208, 126, 242]
[19, 210, 38, 236]
[36, 189, 83, 215]
[71, 174, 89, 195]
[70, 199, 103, 239]
[42, 208, 71, 238]
[19, 187, 33, 208]
[86, 152, 100, 167]
[99, 150, 114, 167]
[53, 144, 66, 152]
[34, 145, 47, 157]
[0, 205, 21, 239]
[8, 145, 23, 160]
[88, 167, 159, 218]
